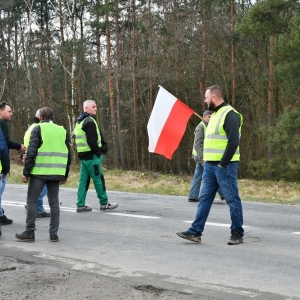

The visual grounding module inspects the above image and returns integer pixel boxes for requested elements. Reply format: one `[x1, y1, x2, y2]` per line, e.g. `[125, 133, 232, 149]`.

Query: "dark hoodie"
[76, 112, 108, 160]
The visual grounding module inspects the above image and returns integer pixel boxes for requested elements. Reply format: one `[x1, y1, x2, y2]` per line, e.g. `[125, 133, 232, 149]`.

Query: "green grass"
[8, 163, 300, 205]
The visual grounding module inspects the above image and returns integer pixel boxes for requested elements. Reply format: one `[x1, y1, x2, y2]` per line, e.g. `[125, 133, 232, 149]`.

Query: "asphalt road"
[0, 184, 299, 300]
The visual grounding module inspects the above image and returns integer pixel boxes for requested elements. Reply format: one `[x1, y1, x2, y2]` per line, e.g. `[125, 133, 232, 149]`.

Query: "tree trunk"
[105, 0, 117, 167]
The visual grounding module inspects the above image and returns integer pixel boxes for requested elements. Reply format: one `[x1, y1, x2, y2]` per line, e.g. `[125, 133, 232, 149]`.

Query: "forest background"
[1, 0, 300, 182]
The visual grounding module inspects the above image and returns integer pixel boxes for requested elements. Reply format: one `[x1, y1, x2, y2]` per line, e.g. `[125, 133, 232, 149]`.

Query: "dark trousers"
[26, 176, 60, 234]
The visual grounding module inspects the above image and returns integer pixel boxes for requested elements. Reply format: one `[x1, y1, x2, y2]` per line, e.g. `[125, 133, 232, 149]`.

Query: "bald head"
[204, 85, 224, 110]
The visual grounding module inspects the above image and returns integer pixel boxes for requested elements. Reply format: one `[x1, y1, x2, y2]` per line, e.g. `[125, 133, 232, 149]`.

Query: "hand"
[22, 175, 29, 183]
[1, 173, 7, 179]
[22, 154, 26, 163]
[218, 164, 223, 168]
[60, 179, 67, 185]
[19, 144, 26, 152]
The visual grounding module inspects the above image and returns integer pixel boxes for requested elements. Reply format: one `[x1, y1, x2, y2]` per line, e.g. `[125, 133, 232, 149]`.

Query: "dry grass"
[7, 163, 300, 205]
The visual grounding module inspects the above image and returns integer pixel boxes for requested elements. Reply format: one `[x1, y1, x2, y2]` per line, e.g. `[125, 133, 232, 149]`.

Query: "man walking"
[15, 107, 71, 242]
[177, 85, 244, 245]
[0, 101, 26, 225]
[74, 100, 117, 212]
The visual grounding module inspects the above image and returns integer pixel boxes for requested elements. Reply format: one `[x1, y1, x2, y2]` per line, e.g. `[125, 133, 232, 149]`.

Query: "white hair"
[83, 100, 96, 110]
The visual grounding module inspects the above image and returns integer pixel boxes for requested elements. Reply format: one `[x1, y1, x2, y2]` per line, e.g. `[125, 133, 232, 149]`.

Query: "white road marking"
[108, 212, 160, 219]
[164, 277, 261, 298]
[184, 221, 250, 228]
[292, 232, 300, 235]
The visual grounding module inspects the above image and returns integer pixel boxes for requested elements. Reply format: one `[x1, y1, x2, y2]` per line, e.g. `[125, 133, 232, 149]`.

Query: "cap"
[203, 110, 213, 117]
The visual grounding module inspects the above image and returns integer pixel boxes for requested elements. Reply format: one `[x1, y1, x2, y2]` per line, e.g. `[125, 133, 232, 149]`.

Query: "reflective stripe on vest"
[31, 123, 68, 176]
[74, 117, 101, 152]
[203, 105, 242, 161]
[192, 121, 206, 156]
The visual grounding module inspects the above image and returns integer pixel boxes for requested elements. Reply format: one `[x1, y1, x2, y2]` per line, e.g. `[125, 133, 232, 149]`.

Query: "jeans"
[189, 162, 244, 236]
[188, 162, 203, 199]
[188, 162, 225, 200]
[37, 185, 48, 213]
[77, 155, 108, 206]
[26, 176, 60, 234]
[0, 176, 8, 217]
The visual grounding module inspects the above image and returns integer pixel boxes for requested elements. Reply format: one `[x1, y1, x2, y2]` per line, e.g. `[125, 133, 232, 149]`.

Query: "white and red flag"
[147, 86, 194, 159]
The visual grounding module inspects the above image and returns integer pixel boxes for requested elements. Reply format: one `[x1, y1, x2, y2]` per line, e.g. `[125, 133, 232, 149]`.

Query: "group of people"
[0, 100, 118, 241]
[1, 85, 244, 246]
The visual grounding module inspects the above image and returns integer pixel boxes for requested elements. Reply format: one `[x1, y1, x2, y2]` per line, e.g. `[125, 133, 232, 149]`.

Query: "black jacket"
[23, 120, 71, 180]
[76, 112, 108, 160]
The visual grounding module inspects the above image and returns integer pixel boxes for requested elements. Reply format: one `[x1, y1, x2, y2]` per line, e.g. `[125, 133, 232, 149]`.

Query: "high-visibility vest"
[192, 121, 206, 156]
[24, 123, 38, 148]
[30, 122, 68, 176]
[203, 105, 243, 161]
[74, 117, 102, 152]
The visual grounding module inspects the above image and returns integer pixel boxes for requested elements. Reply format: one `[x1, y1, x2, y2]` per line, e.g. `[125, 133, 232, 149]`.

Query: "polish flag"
[147, 86, 194, 159]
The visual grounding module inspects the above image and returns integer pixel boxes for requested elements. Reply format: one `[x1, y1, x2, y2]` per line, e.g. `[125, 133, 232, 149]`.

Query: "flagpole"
[194, 112, 202, 120]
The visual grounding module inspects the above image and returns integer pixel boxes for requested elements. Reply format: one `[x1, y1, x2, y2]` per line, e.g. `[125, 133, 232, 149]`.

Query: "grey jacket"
[192, 120, 208, 163]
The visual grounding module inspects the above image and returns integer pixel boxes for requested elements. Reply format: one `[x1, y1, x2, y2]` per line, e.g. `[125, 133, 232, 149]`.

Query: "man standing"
[15, 107, 71, 242]
[23, 109, 50, 218]
[177, 85, 244, 245]
[188, 110, 212, 202]
[74, 100, 117, 212]
[0, 101, 26, 225]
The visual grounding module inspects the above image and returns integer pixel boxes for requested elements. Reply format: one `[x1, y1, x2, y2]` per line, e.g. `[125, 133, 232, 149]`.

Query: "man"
[177, 85, 244, 245]
[74, 100, 117, 212]
[188, 110, 225, 202]
[0, 126, 10, 237]
[15, 107, 71, 242]
[0, 101, 26, 225]
[23, 109, 50, 218]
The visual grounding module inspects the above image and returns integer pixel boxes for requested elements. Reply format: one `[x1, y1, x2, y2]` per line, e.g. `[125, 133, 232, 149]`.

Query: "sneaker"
[220, 197, 225, 201]
[50, 234, 59, 242]
[15, 230, 35, 242]
[188, 198, 199, 202]
[228, 231, 243, 245]
[100, 203, 118, 211]
[176, 231, 202, 243]
[0, 215, 13, 225]
[36, 212, 50, 218]
[76, 206, 92, 213]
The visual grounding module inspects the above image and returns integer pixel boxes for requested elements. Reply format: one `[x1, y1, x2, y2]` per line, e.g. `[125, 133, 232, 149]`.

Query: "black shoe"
[0, 215, 13, 225]
[15, 230, 35, 242]
[50, 234, 59, 242]
[188, 198, 199, 202]
[176, 231, 201, 243]
[36, 212, 50, 218]
[228, 231, 243, 245]
[220, 197, 225, 201]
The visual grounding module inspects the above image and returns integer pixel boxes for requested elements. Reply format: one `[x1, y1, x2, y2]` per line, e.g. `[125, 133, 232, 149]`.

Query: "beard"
[207, 102, 215, 111]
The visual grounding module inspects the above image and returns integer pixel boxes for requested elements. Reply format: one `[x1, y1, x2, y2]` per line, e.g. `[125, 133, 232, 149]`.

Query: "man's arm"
[23, 125, 41, 176]
[219, 111, 240, 168]
[0, 119, 25, 151]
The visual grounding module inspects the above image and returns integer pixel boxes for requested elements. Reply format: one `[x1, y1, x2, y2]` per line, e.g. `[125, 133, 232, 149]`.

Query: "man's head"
[204, 85, 224, 111]
[202, 110, 213, 123]
[39, 107, 54, 121]
[83, 100, 97, 116]
[0, 101, 13, 121]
